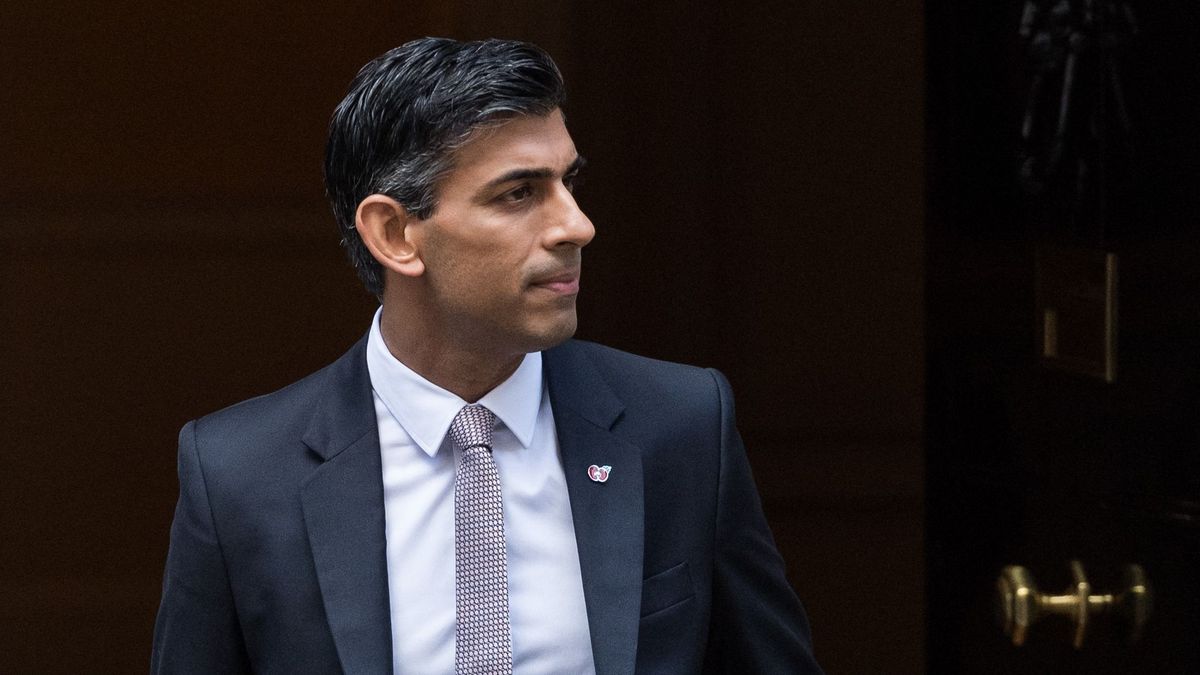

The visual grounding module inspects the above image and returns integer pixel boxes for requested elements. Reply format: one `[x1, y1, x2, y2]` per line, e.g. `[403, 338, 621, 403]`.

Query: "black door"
[926, 2, 1200, 672]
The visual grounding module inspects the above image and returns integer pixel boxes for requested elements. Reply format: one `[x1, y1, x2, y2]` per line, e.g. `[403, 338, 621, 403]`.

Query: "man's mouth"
[530, 269, 581, 295]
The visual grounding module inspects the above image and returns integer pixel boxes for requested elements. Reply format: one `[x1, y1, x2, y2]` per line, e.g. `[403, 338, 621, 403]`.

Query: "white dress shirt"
[366, 308, 596, 675]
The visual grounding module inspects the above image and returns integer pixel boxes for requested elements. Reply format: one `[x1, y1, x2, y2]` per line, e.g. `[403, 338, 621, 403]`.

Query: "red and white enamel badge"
[587, 464, 612, 483]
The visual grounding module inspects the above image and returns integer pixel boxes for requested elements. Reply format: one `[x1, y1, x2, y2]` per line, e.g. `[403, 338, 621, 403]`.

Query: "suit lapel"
[545, 343, 644, 675]
[299, 337, 393, 675]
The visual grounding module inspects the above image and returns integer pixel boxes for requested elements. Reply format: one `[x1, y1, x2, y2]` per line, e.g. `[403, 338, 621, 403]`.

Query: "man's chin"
[521, 314, 578, 353]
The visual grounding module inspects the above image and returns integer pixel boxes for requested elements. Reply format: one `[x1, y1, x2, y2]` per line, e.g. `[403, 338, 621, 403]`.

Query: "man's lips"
[530, 269, 581, 295]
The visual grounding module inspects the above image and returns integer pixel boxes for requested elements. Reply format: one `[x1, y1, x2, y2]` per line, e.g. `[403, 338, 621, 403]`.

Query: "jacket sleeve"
[151, 420, 251, 674]
[702, 369, 824, 674]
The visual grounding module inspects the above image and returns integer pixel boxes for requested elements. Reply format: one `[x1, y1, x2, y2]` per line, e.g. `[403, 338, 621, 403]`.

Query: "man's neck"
[377, 306, 523, 403]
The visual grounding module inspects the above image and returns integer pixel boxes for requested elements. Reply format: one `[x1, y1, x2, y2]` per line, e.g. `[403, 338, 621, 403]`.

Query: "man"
[152, 37, 822, 674]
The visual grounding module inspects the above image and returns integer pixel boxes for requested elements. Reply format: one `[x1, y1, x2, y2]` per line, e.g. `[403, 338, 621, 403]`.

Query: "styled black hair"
[324, 37, 566, 297]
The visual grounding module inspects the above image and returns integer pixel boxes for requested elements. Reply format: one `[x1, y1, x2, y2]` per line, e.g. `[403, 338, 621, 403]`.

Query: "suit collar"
[543, 340, 625, 429]
[299, 336, 394, 675]
[545, 341, 645, 675]
[364, 306, 545, 455]
[301, 336, 377, 461]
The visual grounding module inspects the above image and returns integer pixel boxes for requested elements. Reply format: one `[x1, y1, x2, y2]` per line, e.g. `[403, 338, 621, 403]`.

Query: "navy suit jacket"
[152, 337, 822, 674]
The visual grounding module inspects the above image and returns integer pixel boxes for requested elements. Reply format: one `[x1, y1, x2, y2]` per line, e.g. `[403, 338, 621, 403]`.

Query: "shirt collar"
[365, 306, 543, 457]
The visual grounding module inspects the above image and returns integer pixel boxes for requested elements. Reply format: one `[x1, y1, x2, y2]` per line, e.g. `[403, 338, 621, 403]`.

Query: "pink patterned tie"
[448, 404, 513, 674]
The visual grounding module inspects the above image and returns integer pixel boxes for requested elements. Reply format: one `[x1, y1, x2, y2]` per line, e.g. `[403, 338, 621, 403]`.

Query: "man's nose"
[546, 187, 595, 248]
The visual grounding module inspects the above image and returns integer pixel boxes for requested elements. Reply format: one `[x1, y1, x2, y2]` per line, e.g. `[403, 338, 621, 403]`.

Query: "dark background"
[0, 2, 925, 672]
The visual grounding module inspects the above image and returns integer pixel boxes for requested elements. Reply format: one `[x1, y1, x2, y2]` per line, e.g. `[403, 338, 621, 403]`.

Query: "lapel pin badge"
[587, 464, 612, 483]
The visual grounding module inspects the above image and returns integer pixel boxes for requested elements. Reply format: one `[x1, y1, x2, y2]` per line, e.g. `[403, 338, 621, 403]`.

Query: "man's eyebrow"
[482, 155, 587, 191]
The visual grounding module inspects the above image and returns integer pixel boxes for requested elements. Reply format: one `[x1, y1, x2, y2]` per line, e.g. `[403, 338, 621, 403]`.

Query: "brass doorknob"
[995, 560, 1151, 648]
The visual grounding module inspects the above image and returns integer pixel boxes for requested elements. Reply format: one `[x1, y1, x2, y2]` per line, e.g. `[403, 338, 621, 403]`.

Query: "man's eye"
[503, 185, 534, 202]
[563, 172, 584, 192]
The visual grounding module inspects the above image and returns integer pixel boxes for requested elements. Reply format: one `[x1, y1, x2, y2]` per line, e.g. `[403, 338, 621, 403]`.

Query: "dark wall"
[1, 2, 925, 672]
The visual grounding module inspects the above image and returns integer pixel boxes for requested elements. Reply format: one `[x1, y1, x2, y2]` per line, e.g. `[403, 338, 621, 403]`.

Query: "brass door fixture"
[996, 560, 1151, 648]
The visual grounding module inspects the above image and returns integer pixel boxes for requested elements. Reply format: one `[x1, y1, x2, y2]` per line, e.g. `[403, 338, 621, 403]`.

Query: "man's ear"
[355, 194, 425, 278]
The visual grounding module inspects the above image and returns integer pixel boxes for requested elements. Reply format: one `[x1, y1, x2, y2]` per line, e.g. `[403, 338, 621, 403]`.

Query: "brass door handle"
[996, 560, 1152, 648]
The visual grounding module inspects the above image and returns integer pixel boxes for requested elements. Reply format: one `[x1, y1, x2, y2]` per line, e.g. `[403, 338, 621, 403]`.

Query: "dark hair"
[324, 37, 567, 297]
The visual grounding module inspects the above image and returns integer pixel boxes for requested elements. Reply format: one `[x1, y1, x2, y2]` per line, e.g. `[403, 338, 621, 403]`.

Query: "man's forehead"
[452, 109, 578, 173]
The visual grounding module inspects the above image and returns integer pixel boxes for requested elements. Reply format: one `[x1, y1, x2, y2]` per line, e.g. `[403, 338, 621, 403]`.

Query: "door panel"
[927, 2, 1200, 672]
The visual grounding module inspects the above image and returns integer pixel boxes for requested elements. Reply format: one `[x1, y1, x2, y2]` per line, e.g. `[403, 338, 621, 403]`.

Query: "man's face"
[411, 109, 594, 356]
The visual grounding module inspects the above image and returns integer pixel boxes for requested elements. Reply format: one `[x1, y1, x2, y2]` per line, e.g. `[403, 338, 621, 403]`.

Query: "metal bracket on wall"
[1035, 246, 1118, 382]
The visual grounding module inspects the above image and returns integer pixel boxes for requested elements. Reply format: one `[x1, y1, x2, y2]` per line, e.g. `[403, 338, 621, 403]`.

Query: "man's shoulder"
[547, 339, 723, 406]
[187, 336, 368, 457]
[551, 338, 710, 377]
[194, 355, 336, 430]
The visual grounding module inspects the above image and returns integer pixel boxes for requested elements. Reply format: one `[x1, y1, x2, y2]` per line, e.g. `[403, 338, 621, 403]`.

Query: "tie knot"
[448, 404, 497, 452]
